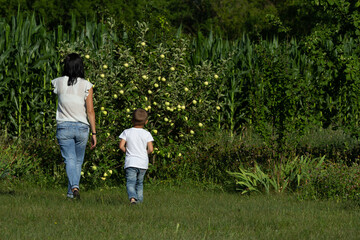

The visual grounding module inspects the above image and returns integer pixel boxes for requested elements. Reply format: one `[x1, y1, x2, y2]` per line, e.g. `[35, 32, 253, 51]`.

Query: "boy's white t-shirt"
[51, 76, 93, 125]
[119, 127, 154, 169]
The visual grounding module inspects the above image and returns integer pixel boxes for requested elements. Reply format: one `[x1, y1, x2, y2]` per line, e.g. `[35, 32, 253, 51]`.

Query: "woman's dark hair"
[63, 53, 85, 86]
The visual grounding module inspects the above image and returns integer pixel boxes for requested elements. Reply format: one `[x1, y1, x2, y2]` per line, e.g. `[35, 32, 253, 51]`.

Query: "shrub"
[0, 138, 42, 188]
[299, 161, 360, 201]
[296, 126, 360, 162]
[57, 22, 226, 183]
[182, 128, 274, 184]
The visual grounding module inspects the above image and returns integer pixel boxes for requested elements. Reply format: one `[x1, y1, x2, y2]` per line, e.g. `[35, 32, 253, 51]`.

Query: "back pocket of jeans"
[56, 126, 71, 139]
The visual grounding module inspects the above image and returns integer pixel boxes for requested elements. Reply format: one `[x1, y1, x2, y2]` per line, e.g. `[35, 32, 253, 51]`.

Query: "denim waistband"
[57, 121, 89, 128]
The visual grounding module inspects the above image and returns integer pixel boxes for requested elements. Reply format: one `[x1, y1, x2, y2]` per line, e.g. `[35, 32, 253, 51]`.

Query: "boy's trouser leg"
[135, 169, 146, 202]
[126, 167, 138, 201]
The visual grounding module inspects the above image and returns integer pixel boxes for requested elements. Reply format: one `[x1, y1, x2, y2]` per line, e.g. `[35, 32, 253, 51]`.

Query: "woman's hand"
[90, 134, 97, 149]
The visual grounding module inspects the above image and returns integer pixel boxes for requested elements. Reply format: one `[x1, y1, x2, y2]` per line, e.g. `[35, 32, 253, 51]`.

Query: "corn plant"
[0, 12, 117, 138]
[0, 13, 56, 137]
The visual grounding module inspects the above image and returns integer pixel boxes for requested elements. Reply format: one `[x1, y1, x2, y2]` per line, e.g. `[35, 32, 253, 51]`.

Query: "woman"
[52, 53, 97, 199]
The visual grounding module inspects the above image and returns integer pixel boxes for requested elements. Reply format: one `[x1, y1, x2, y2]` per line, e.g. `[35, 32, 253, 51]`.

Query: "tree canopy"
[1, 0, 351, 40]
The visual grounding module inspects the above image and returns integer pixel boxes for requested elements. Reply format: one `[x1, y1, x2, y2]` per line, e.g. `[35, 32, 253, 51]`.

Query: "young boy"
[119, 108, 154, 204]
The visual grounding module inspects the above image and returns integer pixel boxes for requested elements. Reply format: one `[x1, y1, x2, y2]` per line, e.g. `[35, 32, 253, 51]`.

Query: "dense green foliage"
[0, 0, 337, 39]
[2, 1, 360, 199]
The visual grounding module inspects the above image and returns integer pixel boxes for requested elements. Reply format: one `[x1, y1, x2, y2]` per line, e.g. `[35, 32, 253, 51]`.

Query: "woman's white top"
[52, 76, 93, 125]
[119, 128, 154, 169]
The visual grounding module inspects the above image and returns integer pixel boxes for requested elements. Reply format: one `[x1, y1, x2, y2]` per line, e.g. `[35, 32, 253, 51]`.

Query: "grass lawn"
[1, 182, 360, 240]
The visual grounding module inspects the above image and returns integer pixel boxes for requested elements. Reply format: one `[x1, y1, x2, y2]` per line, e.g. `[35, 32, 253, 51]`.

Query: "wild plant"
[228, 155, 326, 194]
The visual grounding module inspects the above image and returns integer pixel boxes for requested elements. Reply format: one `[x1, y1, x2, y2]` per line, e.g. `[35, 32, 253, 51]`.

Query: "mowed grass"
[1, 183, 360, 240]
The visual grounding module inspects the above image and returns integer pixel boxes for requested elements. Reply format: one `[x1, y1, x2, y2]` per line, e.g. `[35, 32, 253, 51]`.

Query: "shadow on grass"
[0, 189, 15, 195]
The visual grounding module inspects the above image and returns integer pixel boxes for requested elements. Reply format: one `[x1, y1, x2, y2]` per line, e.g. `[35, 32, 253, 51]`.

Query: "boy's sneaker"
[73, 189, 80, 200]
[130, 198, 137, 205]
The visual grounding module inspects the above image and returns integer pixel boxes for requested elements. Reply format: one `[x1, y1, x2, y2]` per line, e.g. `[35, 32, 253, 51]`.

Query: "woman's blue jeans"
[56, 122, 89, 198]
[125, 167, 147, 202]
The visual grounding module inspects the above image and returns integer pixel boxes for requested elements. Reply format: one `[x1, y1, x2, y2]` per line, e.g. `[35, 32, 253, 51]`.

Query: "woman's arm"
[86, 87, 97, 149]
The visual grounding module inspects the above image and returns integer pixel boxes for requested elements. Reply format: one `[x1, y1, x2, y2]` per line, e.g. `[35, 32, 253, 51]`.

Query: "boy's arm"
[147, 141, 153, 154]
[119, 139, 127, 153]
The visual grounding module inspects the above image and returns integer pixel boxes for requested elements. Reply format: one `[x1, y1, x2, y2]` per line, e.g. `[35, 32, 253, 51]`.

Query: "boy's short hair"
[132, 108, 148, 125]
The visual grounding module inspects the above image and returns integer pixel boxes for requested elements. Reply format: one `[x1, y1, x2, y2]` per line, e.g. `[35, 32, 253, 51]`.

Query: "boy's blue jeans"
[56, 122, 89, 198]
[125, 167, 147, 202]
